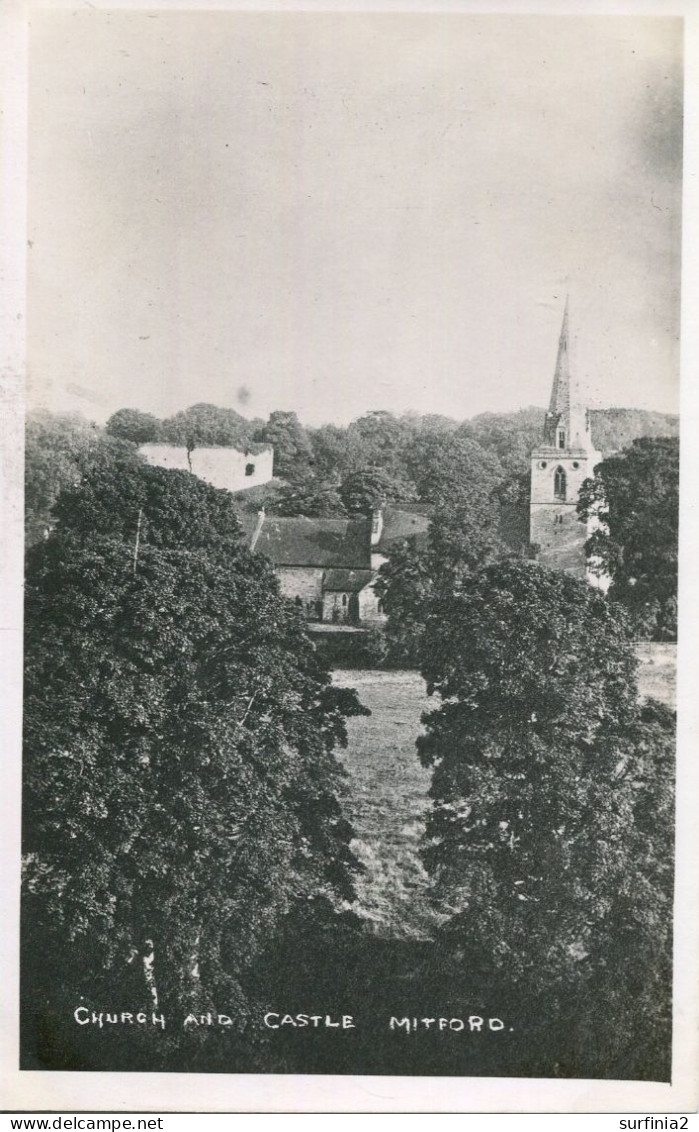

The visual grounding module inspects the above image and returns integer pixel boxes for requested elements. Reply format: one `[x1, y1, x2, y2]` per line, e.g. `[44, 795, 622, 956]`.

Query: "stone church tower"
[529, 301, 601, 581]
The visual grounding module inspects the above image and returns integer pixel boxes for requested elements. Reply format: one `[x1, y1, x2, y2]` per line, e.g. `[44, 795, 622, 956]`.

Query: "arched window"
[554, 466, 567, 500]
[557, 429, 566, 449]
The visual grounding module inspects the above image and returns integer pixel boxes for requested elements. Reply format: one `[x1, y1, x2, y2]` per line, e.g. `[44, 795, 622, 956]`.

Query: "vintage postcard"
[2, 0, 697, 1115]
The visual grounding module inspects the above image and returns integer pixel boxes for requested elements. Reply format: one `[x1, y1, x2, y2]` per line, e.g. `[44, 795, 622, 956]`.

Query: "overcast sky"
[28, 10, 683, 427]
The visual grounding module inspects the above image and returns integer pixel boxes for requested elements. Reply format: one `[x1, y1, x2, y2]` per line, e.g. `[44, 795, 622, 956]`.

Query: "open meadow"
[334, 643, 676, 938]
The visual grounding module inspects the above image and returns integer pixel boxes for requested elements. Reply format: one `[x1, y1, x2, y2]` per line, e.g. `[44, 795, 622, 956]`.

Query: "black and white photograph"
[3, 0, 697, 1114]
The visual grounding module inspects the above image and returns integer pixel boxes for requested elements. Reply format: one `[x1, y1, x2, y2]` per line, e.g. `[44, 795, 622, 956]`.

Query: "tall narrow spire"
[548, 295, 571, 419]
[542, 297, 590, 450]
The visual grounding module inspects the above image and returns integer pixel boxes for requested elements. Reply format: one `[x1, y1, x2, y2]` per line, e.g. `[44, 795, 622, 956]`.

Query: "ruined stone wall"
[139, 444, 274, 493]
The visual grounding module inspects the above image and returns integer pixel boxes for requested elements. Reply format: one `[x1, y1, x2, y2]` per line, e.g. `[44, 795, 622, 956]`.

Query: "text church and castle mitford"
[139, 303, 603, 626]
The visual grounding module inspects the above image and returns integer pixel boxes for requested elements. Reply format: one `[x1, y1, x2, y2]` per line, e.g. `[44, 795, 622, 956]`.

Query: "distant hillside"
[589, 408, 678, 455]
[461, 405, 678, 477]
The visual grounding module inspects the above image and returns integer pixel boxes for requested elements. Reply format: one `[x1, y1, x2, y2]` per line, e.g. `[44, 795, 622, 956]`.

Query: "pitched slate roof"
[323, 568, 375, 593]
[244, 515, 371, 568]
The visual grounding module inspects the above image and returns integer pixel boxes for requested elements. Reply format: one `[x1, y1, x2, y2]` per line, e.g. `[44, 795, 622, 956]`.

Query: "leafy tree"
[373, 510, 504, 669]
[309, 413, 456, 488]
[298, 408, 677, 511]
[339, 468, 414, 515]
[495, 470, 530, 507]
[160, 403, 256, 449]
[25, 411, 139, 547]
[254, 411, 313, 481]
[346, 411, 406, 473]
[403, 431, 502, 507]
[22, 462, 367, 1066]
[418, 560, 674, 1078]
[405, 432, 505, 581]
[577, 437, 679, 639]
[105, 408, 161, 445]
[374, 434, 506, 664]
[272, 478, 347, 518]
[373, 540, 433, 666]
[51, 455, 241, 550]
[308, 424, 352, 481]
[457, 407, 544, 479]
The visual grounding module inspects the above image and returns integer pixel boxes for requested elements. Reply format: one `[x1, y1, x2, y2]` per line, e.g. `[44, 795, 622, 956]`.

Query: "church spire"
[530, 299, 603, 585]
[542, 297, 590, 450]
[548, 295, 571, 420]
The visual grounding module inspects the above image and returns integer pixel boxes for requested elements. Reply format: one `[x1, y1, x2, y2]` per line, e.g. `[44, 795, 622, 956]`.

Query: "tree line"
[29, 403, 679, 641]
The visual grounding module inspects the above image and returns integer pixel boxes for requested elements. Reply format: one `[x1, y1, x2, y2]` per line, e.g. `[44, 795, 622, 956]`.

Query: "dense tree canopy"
[23, 461, 366, 1058]
[339, 467, 414, 515]
[105, 408, 161, 445]
[51, 456, 241, 550]
[346, 411, 407, 473]
[417, 560, 674, 1077]
[25, 411, 140, 547]
[92, 399, 678, 516]
[159, 402, 260, 449]
[253, 411, 313, 481]
[402, 431, 503, 507]
[273, 479, 348, 518]
[308, 423, 353, 481]
[577, 437, 679, 639]
[374, 433, 506, 663]
[372, 539, 434, 666]
[457, 407, 543, 480]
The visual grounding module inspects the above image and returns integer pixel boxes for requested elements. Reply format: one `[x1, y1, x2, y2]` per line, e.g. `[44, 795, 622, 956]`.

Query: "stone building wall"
[529, 503, 588, 579]
[358, 584, 384, 624]
[530, 447, 600, 580]
[139, 444, 274, 493]
[322, 591, 353, 623]
[277, 566, 324, 619]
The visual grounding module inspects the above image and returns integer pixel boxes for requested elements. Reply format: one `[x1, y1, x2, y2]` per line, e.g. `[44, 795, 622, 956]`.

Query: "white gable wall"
[139, 444, 274, 493]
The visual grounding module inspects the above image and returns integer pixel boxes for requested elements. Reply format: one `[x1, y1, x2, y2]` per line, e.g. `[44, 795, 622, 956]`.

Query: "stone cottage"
[242, 506, 430, 626]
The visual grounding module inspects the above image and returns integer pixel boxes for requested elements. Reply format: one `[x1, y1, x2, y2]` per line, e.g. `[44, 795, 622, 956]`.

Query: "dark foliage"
[375, 433, 506, 664]
[22, 461, 368, 1068]
[272, 478, 348, 518]
[25, 411, 141, 548]
[106, 408, 161, 445]
[339, 467, 413, 515]
[253, 411, 314, 481]
[159, 402, 261, 449]
[577, 437, 679, 639]
[417, 559, 674, 1079]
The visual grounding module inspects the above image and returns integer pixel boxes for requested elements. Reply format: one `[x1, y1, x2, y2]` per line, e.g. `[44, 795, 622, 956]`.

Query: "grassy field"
[333, 669, 438, 939]
[334, 643, 676, 939]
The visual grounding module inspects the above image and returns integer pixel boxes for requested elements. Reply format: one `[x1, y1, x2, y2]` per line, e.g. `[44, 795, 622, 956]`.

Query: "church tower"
[529, 300, 601, 581]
